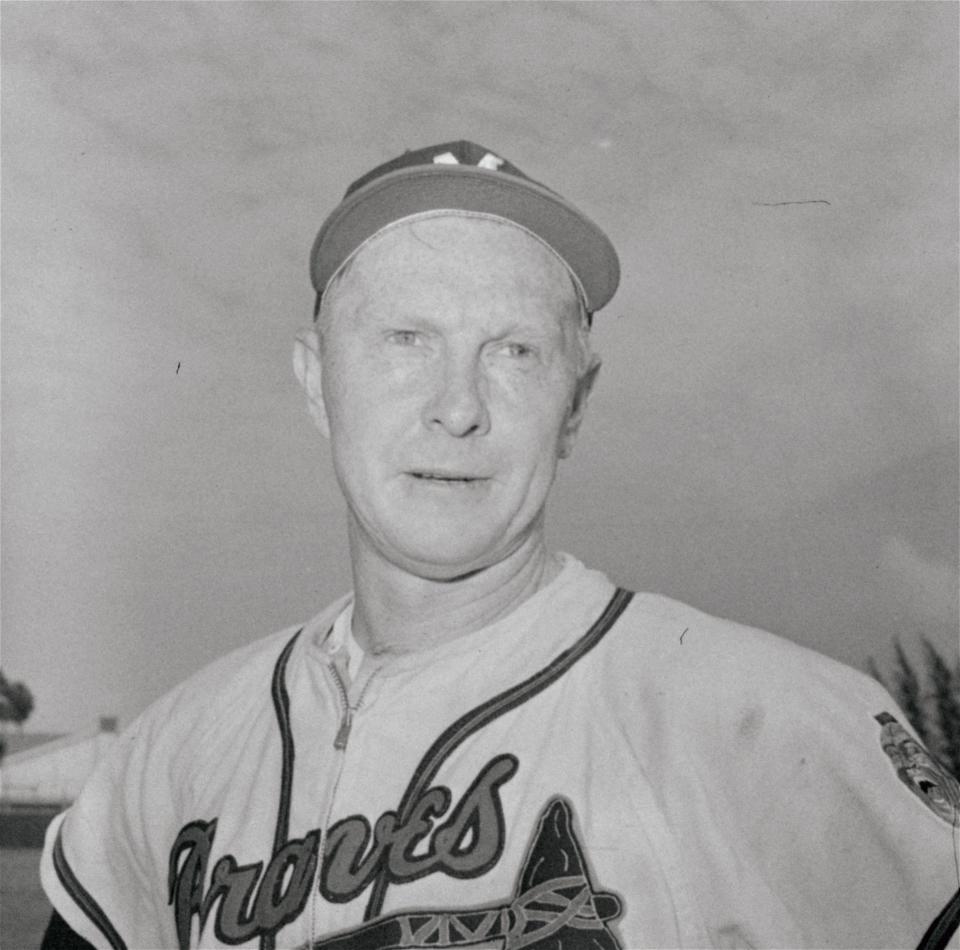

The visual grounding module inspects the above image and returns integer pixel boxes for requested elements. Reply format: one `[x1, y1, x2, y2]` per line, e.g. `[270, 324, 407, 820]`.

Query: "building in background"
[0, 717, 118, 847]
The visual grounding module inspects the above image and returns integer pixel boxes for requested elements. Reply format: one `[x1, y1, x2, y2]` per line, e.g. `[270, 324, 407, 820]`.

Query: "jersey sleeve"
[622, 598, 960, 949]
[671, 617, 960, 948]
[36, 621, 311, 950]
[39, 691, 187, 950]
[746, 682, 960, 950]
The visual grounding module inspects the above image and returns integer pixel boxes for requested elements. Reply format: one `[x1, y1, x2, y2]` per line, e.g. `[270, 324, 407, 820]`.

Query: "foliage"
[0, 668, 35, 732]
[869, 638, 960, 779]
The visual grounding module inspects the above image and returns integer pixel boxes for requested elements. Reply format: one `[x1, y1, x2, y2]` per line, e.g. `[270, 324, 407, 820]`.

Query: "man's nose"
[423, 355, 491, 438]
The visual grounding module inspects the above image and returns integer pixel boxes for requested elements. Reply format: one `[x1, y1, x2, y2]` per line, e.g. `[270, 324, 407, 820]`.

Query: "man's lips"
[406, 470, 490, 483]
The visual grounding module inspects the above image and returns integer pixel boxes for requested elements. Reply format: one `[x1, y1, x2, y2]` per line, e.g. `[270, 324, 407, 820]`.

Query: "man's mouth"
[408, 471, 487, 485]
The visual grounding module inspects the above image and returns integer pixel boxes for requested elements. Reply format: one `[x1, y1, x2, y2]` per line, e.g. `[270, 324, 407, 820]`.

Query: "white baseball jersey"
[41, 555, 960, 949]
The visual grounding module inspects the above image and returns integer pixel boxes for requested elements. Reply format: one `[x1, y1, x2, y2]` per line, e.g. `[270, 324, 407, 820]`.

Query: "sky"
[2, 1, 957, 734]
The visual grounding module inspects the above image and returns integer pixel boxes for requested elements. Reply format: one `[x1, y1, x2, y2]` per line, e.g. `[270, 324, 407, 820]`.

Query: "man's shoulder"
[615, 590, 843, 664]
[606, 591, 886, 722]
[172, 624, 303, 699]
[127, 597, 348, 742]
[598, 592, 905, 803]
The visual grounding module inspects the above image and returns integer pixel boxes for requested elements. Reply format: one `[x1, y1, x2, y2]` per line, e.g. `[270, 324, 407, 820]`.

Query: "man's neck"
[346, 532, 561, 657]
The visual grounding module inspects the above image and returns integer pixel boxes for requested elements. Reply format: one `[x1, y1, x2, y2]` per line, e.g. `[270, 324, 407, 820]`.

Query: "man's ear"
[292, 328, 330, 439]
[559, 357, 601, 459]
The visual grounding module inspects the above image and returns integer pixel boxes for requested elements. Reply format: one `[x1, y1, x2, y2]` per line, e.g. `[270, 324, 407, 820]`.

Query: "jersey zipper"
[308, 661, 377, 944]
[328, 660, 377, 750]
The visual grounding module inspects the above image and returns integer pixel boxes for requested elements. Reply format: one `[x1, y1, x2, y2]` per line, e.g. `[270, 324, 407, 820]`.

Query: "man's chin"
[384, 534, 514, 582]
[395, 549, 500, 582]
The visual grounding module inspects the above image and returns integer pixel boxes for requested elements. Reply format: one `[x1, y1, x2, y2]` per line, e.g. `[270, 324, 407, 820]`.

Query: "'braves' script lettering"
[168, 819, 320, 948]
[321, 752, 516, 901]
[167, 754, 518, 948]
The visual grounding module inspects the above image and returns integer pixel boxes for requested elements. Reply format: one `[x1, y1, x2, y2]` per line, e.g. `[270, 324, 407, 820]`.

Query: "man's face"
[308, 215, 594, 580]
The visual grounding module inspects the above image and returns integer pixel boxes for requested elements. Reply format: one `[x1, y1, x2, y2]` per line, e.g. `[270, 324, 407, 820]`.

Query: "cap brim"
[310, 165, 619, 313]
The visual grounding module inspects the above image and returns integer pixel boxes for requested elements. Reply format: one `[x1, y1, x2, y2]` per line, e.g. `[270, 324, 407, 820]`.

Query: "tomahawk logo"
[303, 798, 624, 950]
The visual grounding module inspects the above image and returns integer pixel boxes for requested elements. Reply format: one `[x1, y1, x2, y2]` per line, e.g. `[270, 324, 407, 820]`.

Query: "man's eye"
[502, 342, 535, 358]
[387, 330, 420, 346]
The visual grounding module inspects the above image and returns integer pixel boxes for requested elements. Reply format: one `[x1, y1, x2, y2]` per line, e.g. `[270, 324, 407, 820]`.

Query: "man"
[41, 141, 959, 949]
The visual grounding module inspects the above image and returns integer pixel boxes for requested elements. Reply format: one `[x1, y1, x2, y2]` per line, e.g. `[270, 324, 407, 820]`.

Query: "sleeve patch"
[875, 712, 960, 826]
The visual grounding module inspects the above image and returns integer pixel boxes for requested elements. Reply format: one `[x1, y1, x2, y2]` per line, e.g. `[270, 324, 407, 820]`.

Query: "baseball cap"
[310, 140, 620, 314]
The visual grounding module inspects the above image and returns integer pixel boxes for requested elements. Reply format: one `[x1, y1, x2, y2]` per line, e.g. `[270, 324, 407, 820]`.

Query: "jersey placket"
[306, 655, 380, 947]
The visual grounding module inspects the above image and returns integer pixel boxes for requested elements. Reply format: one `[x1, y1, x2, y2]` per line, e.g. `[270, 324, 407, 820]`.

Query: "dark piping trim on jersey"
[52, 825, 127, 950]
[918, 887, 960, 950]
[270, 629, 302, 854]
[261, 627, 303, 950]
[364, 585, 634, 920]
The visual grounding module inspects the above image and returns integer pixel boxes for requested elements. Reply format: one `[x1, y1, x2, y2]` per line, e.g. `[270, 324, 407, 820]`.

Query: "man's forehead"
[333, 213, 583, 310]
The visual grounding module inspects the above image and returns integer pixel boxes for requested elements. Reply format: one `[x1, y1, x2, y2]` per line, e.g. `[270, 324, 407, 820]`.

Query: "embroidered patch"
[876, 711, 960, 825]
